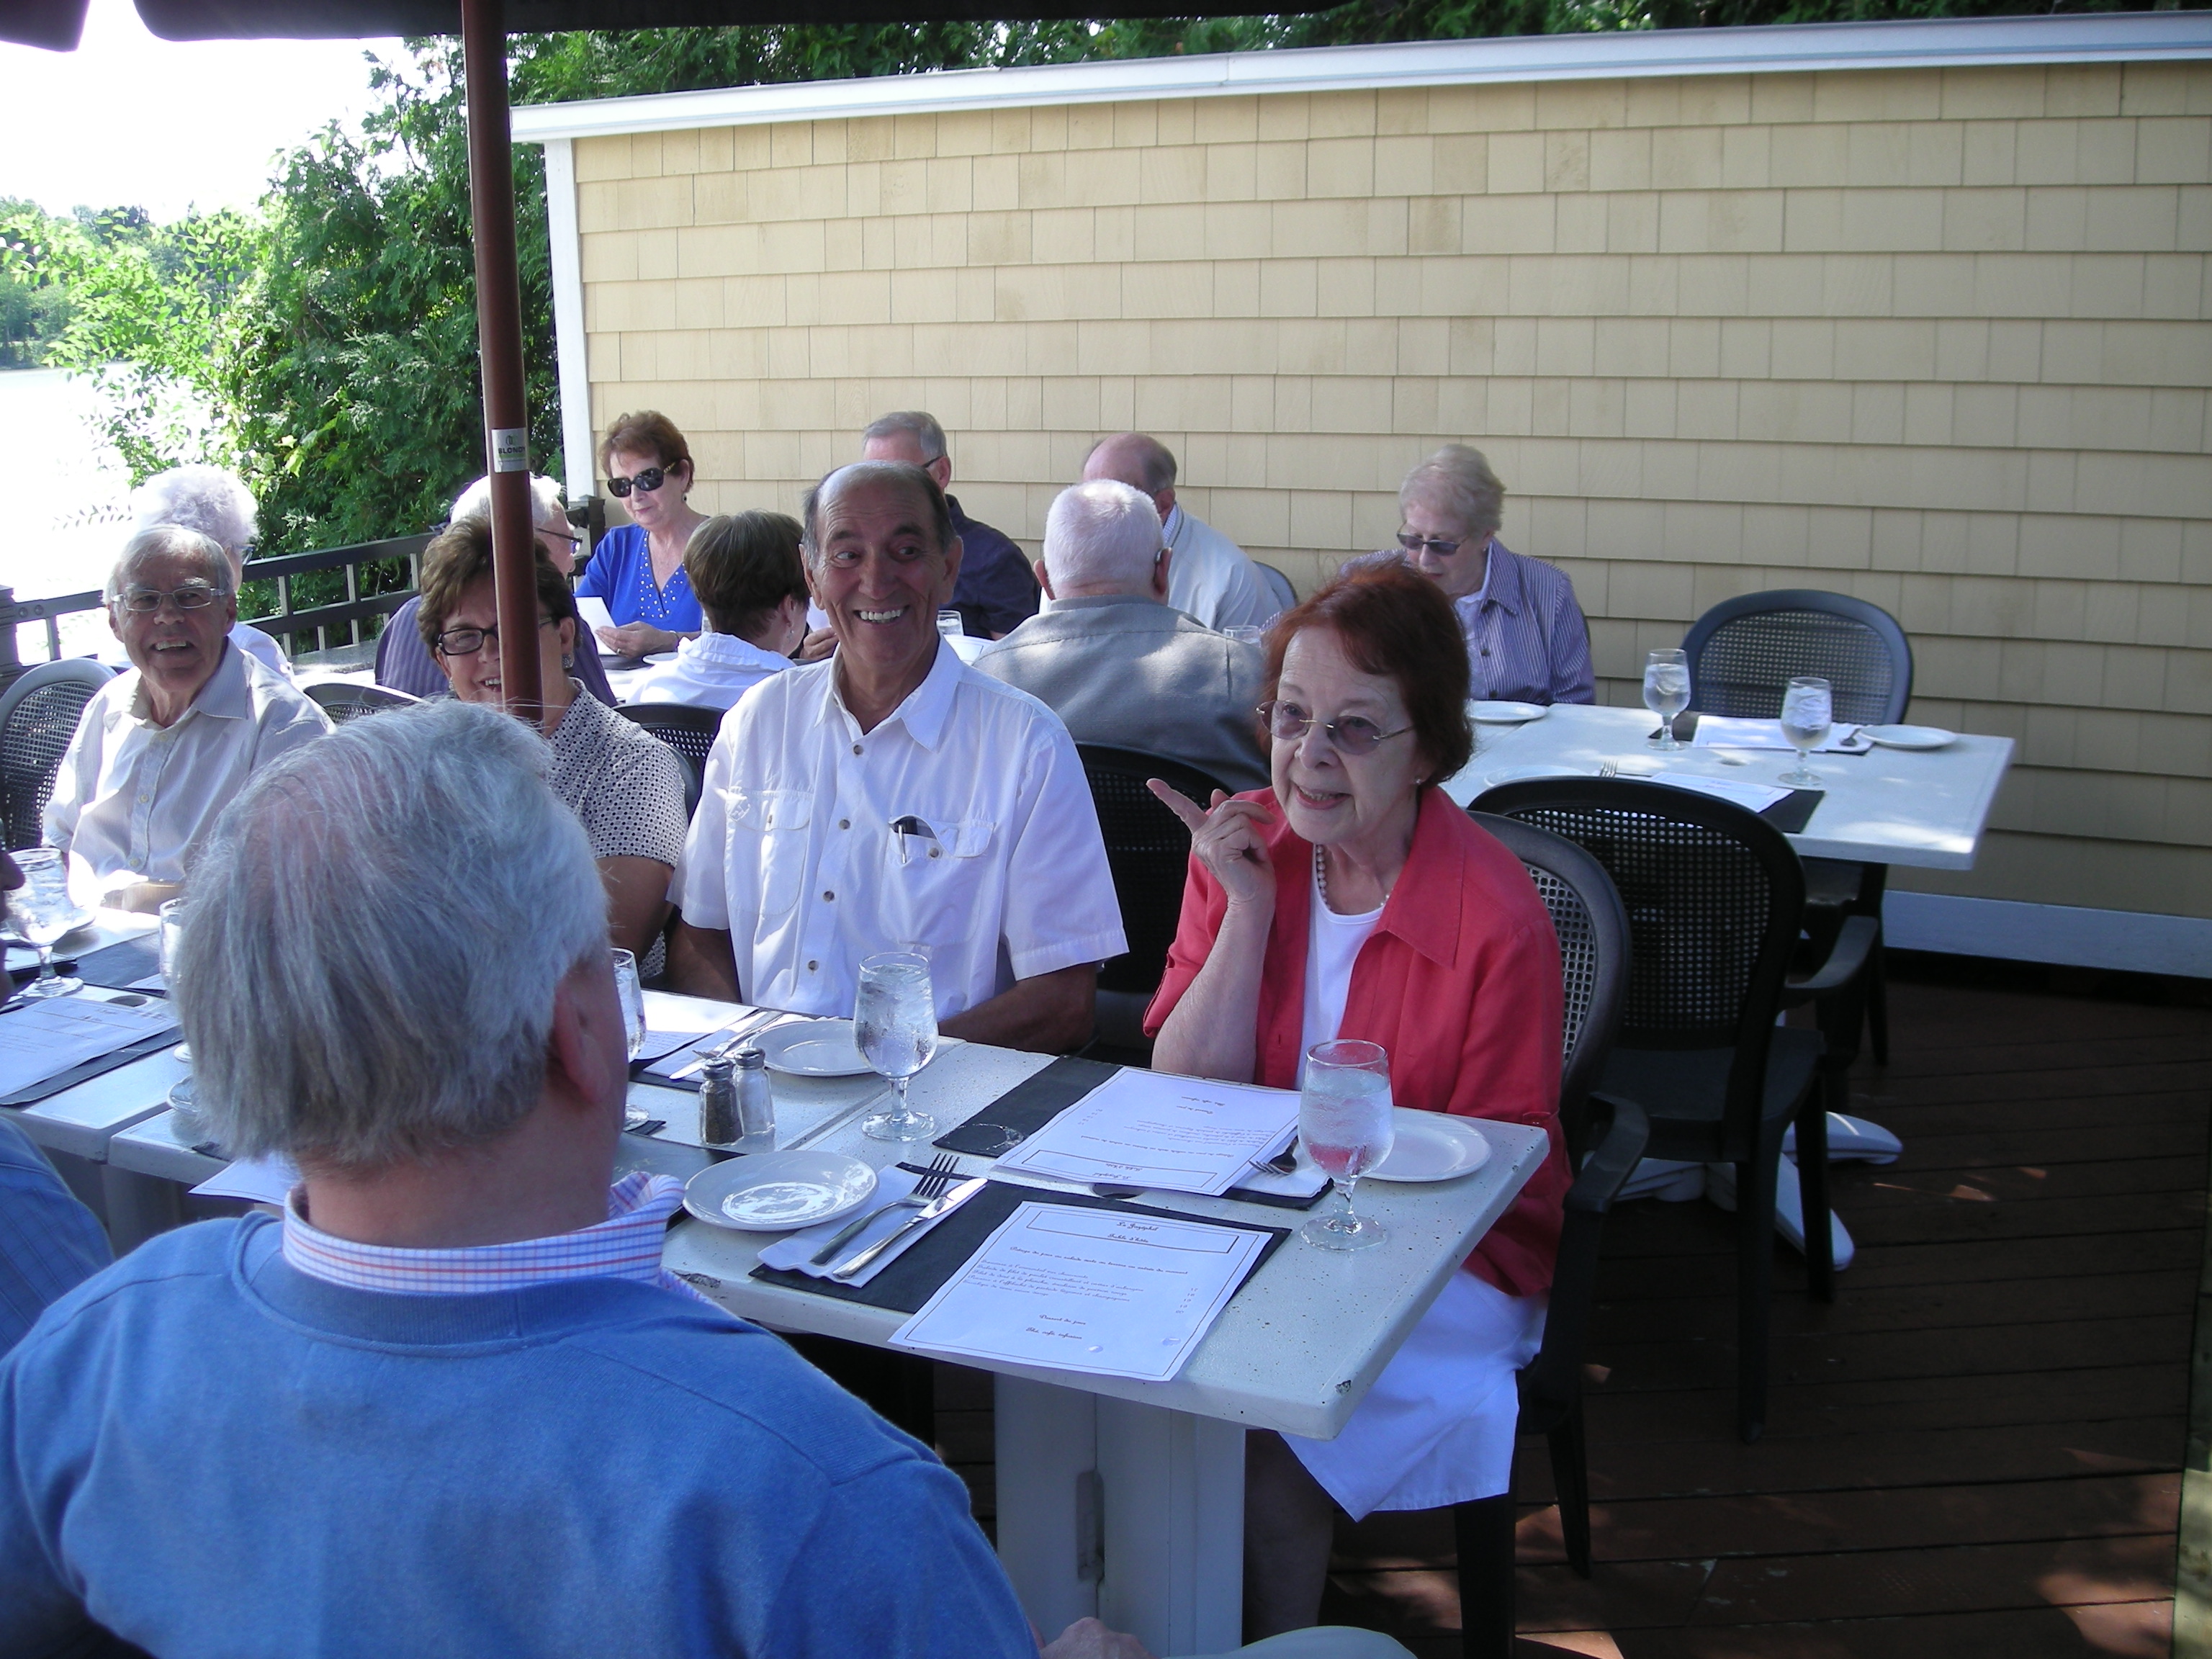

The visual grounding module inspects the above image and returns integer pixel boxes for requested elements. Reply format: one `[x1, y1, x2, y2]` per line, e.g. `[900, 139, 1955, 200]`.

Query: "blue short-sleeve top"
[574, 524, 703, 633]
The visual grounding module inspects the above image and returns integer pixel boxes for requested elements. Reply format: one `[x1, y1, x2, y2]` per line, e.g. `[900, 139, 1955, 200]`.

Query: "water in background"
[0, 368, 133, 660]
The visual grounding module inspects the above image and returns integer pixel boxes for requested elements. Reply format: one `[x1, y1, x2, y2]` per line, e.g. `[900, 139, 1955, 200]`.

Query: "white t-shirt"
[1298, 855, 1384, 1084]
[631, 631, 794, 712]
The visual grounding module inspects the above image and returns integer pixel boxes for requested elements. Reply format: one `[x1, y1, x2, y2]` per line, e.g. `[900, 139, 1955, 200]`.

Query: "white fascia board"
[1884, 891, 2212, 979]
[510, 13, 2212, 143]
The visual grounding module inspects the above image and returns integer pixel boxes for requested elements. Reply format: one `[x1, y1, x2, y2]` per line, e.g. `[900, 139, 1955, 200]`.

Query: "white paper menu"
[891, 1202, 1267, 1382]
[0, 989, 178, 1096]
[992, 1069, 1298, 1196]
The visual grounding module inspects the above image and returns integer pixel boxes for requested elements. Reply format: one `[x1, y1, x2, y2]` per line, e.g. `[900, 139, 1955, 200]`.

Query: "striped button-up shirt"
[282, 1171, 709, 1303]
[1349, 542, 1595, 706]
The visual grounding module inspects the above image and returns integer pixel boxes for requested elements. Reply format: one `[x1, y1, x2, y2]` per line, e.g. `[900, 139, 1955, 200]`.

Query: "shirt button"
[823, 890, 835, 902]
[929, 848, 941, 858]
[851, 743, 863, 755]
[806, 960, 819, 971]
[838, 819, 850, 830]
[1481, 647, 1491, 656]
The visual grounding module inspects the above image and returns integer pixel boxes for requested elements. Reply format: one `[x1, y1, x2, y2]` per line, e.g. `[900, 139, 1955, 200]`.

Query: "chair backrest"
[616, 702, 724, 817]
[1076, 745, 1233, 997]
[1253, 562, 1298, 619]
[1472, 778, 1804, 1161]
[1681, 589, 1912, 727]
[304, 680, 420, 726]
[1471, 811, 1629, 1164]
[0, 660, 116, 850]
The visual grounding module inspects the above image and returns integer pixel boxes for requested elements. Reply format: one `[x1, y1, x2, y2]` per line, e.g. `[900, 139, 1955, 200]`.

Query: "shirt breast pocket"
[729, 788, 813, 916]
[884, 817, 997, 945]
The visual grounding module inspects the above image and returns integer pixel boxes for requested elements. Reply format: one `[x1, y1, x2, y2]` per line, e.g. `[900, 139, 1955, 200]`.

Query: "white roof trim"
[511, 13, 2212, 142]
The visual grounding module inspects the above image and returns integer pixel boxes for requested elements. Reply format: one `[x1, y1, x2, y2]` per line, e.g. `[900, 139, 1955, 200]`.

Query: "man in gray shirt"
[976, 480, 1268, 793]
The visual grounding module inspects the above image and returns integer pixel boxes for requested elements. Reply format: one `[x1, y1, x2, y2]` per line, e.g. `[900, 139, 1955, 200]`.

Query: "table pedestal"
[996, 1376, 1246, 1656]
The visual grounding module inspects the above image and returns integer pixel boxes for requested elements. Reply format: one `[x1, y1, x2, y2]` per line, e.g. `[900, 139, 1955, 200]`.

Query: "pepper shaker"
[698, 1055, 741, 1148]
[733, 1044, 776, 1149]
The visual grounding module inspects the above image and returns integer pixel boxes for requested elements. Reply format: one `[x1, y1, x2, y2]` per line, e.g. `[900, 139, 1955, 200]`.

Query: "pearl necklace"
[1314, 843, 1330, 908]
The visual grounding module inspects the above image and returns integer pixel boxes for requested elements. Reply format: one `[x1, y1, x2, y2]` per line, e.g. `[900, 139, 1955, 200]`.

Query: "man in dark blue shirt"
[0, 1118, 109, 1354]
[862, 410, 1040, 638]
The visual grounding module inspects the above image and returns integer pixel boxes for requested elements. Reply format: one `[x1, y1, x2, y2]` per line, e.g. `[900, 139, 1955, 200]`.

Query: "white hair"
[1399, 444, 1506, 541]
[451, 473, 569, 531]
[104, 526, 232, 606]
[862, 410, 947, 464]
[179, 698, 607, 1172]
[130, 466, 257, 561]
[1043, 480, 1163, 593]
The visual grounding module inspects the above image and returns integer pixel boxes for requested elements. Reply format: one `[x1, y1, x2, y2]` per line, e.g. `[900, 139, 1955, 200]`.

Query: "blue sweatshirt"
[0, 1215, 1034, 1659]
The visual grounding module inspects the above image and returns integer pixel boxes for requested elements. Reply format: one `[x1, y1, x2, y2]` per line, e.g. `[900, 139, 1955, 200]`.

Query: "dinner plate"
[1470, 701, 1547, 724]
[1479, 763, 1586, 789]
[1861, 724, 1958, 750]
[683, 1150, 877, 1231]
[1367, 1110, 1491, 1183]
[753, 1017, 874, 1077]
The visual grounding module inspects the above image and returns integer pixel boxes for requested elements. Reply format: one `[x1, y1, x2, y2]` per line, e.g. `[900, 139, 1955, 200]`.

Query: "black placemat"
[67, 936, 163, 991]
[0, 1026, 181, 1109]
[750, 1177, 1292, 1315]
[1763, 788, 1825, 834]
[616, 1132, 738, 1186]
[932, 1054, 1118, 1155]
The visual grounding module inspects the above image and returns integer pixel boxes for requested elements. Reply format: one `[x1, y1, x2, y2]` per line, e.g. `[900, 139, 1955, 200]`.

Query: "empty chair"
[616, 702, 722, 818]
[303, 680, 420, 727]
[1254, 562, 1298, 621]
[0, 660, 116, 850]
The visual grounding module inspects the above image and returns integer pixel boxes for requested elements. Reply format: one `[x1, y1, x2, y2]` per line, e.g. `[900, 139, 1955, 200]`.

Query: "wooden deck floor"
[937, 962, 2212, 1656]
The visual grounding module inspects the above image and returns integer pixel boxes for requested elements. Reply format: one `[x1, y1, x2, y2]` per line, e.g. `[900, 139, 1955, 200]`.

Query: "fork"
[1597, 761, 1619, 779]
[808, 1152, 961, 1265]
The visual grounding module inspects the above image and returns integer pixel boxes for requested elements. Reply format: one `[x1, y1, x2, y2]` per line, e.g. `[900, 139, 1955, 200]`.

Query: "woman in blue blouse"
[577, 410, 710, 657]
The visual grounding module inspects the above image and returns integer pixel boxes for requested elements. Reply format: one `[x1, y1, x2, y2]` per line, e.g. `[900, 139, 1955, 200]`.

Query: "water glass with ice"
[1779, 676, 1833, 786]
[611, 948, 649, 1128]
[1642, 648, 1691, 751]
[858, 950, 939, 1142]
[6, 849, 84, 999]
[1299, 1038, 1395, 1251]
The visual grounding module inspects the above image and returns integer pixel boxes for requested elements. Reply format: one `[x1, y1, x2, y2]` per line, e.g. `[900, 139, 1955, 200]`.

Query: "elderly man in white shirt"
[1082, 433, 1277, 635]
[667, 462, 1125, 1053]
[126, 466, 292, 680]
[47, 527, 331, 911]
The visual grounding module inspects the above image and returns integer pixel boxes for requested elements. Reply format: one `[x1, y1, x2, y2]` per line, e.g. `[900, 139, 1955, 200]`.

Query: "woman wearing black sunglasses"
[575, 410, 710, 659]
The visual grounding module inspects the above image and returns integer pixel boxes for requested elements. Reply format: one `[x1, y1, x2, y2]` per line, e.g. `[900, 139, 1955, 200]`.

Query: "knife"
[668, 1010, 778, 1079]
[830, 1175, 989, 1280]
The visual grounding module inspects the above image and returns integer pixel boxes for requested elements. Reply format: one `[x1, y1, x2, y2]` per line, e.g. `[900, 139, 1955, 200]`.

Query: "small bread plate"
[1367, 1110, 1491, 1183]
[754, 1017, 874, 1077]
[684, 1150, 878, 1231]
[1861, 724, 1958, 751]
[1480, 762, 1588, 790]
[1470, 700, 1547, 724]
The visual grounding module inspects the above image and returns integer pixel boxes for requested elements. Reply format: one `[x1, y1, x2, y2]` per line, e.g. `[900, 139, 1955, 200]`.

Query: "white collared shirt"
[45, 642, 331, 897]
[670, 642, 1126, 1021]
[631, 631, 796, 712]
[1164, 505, 1279, 632]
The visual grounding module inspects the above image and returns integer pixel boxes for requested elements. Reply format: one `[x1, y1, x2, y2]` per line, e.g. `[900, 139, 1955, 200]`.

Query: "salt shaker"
[698, 1055, 740, 1148]
[733, 1044, 776, 1149]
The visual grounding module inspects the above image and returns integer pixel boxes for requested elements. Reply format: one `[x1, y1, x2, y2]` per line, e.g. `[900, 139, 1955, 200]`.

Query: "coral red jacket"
[1145, 786, 1568, 1298]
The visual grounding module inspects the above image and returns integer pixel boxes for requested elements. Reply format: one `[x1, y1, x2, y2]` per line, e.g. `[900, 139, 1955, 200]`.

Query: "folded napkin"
[755, 1165, 954, 1288]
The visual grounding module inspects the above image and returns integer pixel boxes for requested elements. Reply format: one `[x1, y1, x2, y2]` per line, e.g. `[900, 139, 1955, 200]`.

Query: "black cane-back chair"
[1682, 588, 1912, 1064]
[1473, 778, 1835, 1444]
[304, 680, 419, 726]
[1254, 562, 1298, 619]
[617, 702, 724, 818]
[0, 660, 115, 850]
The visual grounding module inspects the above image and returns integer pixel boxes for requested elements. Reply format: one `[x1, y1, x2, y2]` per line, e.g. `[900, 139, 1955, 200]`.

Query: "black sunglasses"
[607, 464, 676, 499]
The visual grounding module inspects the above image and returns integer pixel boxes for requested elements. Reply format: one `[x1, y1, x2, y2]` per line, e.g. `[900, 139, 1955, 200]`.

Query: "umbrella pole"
[461, 0, 543, 725]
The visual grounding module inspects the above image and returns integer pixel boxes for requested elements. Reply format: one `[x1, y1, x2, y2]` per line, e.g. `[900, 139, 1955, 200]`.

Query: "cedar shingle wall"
[570, 60, 2212, 918]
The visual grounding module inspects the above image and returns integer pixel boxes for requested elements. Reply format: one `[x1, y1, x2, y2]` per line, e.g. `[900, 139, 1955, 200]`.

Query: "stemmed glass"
[856, 950, 939, 1143]
[159, 898, 191, 1062]
[611, 948, 651, 1129]
[1299, 1038, 1395, 1252]
[1779, 676, 1833, 786]
[1643, 648, 1691, 751]
[7, 849, 85, 999]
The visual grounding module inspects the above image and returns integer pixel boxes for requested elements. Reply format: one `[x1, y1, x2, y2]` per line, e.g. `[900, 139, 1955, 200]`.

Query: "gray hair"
[1044, 480, 1162, 593]
[104, 526, 233, 607]
[861, 410, 948, 465]
[1085, 433, 1177, 497]
[130, 466, 257, 560]
[451, 473, 569, 531]
[179, 698, 606, 1172]
[1399, 444, 1506, 541]
[799, 462, 956, 572]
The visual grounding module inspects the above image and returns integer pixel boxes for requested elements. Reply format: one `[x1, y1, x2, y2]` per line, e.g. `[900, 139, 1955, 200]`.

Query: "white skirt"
[1284, 1270, 1546, 1520]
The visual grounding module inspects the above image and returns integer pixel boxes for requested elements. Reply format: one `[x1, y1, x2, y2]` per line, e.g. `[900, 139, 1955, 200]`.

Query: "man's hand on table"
[1040, 1617, 1155, 1659]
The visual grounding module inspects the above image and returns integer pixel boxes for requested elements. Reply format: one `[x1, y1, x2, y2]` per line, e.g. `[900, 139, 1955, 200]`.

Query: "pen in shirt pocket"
[890, 814, 941, 864]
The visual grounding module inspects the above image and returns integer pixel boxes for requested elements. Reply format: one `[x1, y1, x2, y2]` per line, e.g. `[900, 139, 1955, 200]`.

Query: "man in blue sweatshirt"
[0, 698, 1038, 1659]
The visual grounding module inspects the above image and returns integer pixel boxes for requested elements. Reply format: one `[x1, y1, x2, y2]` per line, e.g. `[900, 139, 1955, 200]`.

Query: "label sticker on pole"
[491, 428, 529, 472]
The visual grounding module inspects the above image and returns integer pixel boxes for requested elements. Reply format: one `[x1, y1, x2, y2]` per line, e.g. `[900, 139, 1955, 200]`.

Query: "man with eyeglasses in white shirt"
[45, 526, 330, 912]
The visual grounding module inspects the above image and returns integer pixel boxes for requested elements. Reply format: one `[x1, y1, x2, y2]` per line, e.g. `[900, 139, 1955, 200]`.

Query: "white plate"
[754, 1017, 875, 1077]
[1470, 701, 1547, 724]
[1479, 763, 1586, 789]
[1861, 724, 1958, 750]
[683, 1150, 877, 1231]
[642, 651, 680, 665]
[1367, 1110, 1491, 1183]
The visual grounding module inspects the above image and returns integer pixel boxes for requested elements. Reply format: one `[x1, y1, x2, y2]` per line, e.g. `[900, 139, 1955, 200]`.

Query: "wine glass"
[856, 950, 939, 1143]
[1643, 648, 1691, 751]
[159, 898, 191, 1061]
[7, 849, 84, 999]
[611, 948, 650, 1129]
[1779, 676, 1833, 786]
[1299, 1038, 1395, 1252]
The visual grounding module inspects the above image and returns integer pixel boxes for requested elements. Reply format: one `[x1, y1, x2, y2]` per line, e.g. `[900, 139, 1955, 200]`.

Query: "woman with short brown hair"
[576, 409, 710, 659]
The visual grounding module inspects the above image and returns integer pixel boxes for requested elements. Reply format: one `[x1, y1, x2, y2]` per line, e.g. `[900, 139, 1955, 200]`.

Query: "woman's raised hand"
[1148, 781, 1276, 910]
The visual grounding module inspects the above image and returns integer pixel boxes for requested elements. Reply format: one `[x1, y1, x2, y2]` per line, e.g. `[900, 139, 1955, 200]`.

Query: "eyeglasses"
[116, 583, 223, 615]
[433, 616, 555, 657]
[1259, 700, 1411, 756]
[606, 465, 672, 499]
[536, 525, 582, 547]
[1396, 529, 1476, 559]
